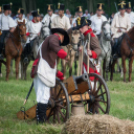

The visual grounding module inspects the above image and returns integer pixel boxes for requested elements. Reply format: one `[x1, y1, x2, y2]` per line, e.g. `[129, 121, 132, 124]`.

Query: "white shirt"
[90, 14, 107, 35]
[72, 16, 78, 27]
[42, 13, 57, 27]
[127, 12, 134, 27]
[83, 13, 90, 20]
[15, 18, 27, 24]
[111, 13, 131, 38]
[0, 13, 17, 31]
[27, 21, 42, 41]
[51, 15, 71, 30]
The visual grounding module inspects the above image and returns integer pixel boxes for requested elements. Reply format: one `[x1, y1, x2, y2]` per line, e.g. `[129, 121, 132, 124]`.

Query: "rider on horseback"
[23, 9, 42, 63]
[111, 1, 131, 59]
[42, 4, 57, 29]
[0, 4, 17, 60]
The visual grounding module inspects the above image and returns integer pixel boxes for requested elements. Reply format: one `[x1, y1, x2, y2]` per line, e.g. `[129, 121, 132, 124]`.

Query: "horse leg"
[15, 57, 21, 80]
[10, 60, 13, 76]
[105, 56, 110, 81]
[69, 55, 74, 76]
[128, 56, 134, 82]
[110, 59, 117, 81]
[19, 62, 21, 79]
[122, 56, 126, 82]
[103, 59, 106, 80]
[21, 61, 23, 80]
[0, 63, 2, 77]
[6, 56, 12, 81]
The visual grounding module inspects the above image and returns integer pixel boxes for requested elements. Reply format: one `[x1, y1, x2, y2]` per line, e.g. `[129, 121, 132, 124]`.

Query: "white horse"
[99, 21, 111, 81]
[20, 23, 50, 80]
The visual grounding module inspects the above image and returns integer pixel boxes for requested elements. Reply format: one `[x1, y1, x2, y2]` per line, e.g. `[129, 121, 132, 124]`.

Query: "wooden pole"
[87, 33, 90, 74]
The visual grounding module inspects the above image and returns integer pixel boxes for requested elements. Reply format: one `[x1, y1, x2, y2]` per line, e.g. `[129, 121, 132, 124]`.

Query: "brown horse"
[110, 27, 134, 82]
[0, 20, 26, 81]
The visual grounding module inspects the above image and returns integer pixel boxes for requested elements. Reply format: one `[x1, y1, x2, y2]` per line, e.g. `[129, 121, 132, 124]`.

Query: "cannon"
[17, 73, 110, 123]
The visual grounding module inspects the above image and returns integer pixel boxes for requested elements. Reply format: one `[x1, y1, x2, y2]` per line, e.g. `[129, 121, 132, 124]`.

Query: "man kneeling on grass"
[31, 27, 69, 123]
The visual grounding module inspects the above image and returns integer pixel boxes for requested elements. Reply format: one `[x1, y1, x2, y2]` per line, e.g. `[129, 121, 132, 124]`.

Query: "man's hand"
[37, 32, 40, 36]
[117, 29, 121, 33]
[87, 49, 92, 57]
[79, 47, 82, 52]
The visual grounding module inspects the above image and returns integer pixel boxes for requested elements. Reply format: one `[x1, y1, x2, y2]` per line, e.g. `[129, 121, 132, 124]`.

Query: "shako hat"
[47, 4, 53, 11]
[126, 2, 131, 9]
[97, 3, 104, 10]
[118, 1, 126, 10]
[51, 28, 70, 46]
[3, 4, 11, 10]
[75, 17, 91, 29]
[76, 6, 83, 12]
[57, 3, 65, 10]
[32, 9, 40, 17]
[18, 8, 24, 14]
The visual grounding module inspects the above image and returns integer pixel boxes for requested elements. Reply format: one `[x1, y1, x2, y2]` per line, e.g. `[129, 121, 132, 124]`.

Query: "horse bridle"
[17, 23, 26, 39]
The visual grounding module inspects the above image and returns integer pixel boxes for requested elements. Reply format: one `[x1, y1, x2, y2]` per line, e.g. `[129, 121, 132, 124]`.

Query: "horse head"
[101, 21, 111, 41]
[68, 28, 81, 51]
[40, 22, 51, 40]
[17, 20, 27, 43]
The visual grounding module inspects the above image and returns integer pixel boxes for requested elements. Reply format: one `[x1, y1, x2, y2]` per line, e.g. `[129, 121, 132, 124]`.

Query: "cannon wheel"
[47, 78, 70, 123]
[84, 73, 110, 114]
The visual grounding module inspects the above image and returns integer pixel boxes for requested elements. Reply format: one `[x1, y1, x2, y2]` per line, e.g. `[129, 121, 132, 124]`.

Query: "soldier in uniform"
[42, 4, 57, 29]
[32, 28, 69, 123]
[90, 3, 107, 40]
[126, 2, 134, 27]
[72, 6, 83, 27]
[51, 3, 71, 30]
[23, 10, 42, 63]
[0, 4, 17, 59]
[111, 1, 131, 58]
[75, 17, 101, 79]
[15, 8, 27, 24]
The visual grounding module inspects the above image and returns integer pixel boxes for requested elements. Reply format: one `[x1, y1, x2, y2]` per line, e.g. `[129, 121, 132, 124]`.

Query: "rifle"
[114, 2, 118, 12]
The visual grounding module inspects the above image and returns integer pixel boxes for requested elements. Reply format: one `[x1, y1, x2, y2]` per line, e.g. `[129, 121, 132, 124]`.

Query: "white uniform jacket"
[0, 13, 17, 31]
[90, 14, 107, 35]
[42, 13, 57, 27]
[51, 15, 71, 30]
[15, 18, 28, 24]
[26, 21, 42, 41]
[111, 13, 131, 39]
[127, 12, 134, 27]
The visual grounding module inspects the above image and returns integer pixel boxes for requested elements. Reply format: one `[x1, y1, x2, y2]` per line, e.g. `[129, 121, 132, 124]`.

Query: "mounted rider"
[72, 6, 83, 27]
[15, 8, 27, 24]
[51, 3, 71, 30]
[126, 2, 134, 28]
[42, 4, 57, 29]
[90, 3, 107, 40]
[111, 1, 131, 58]
[0, 4, 17, 60]
[23, 9, 42, 63]
[75, 17, 101, 78]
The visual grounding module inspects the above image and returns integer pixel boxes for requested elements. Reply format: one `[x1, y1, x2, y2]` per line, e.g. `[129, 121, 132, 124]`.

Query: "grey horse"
[20, 23, 50, 80]
[99, 21, 111, 81]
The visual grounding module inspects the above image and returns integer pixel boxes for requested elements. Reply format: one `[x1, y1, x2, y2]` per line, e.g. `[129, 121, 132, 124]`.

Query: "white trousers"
[34, 74, 50, 104]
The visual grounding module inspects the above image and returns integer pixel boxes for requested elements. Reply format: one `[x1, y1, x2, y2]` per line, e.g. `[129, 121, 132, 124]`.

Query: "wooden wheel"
[84, 73, 110, 114]
[47, 78, 70, 123]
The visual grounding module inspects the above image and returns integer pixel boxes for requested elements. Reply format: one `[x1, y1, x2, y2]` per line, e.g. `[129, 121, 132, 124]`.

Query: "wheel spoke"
[56, 103, 66, 109]
[55, 98, 66, 103]
[96, 92, 106, 98]
[95, 98, 107, 104]
[58, 109, 66, 121]
[95, 83, 102, 95]
[47, 108, 53, 120]
[97, 103, 106, 113]
[53, 110, 56, 123]
[93, 78, 97, 93]
[56, 111, 61, 123]
[55, 88, 62, 99]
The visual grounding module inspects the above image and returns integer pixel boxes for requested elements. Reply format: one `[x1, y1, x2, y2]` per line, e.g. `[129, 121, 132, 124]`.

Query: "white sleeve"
[111, 17, 116, 35]
[103, 16, 107, 21]
[9, 17, 17, 28]
[72, 18, 76, 27]
[127, 17, 131, 31]
[42, 15, 47, 23]
[90, 16, 95, 30]
[66, 17, 71, 30]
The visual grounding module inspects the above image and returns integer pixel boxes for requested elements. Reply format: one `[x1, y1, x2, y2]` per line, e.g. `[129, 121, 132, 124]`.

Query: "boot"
[38, 103, 47, 124]
[36, 103, 39, 124]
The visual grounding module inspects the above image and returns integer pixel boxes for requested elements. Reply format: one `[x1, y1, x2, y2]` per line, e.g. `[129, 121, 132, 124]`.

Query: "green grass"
[0, 60, 134, 134]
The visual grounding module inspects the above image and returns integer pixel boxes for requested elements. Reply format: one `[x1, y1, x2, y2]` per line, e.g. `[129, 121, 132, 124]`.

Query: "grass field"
[0, 60, 134, 134]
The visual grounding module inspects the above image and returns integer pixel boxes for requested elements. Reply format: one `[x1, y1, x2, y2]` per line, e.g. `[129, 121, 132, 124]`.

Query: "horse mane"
[101, 21, 109, 29]
[128, 27, 134, 36]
